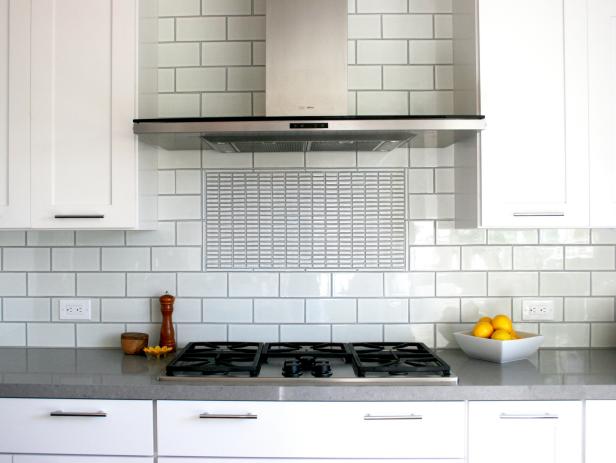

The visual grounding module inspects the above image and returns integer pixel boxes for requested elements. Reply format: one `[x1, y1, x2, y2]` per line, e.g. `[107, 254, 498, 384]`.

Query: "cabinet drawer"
[157, 401, 465, 459]
[0, 398, 154, 456]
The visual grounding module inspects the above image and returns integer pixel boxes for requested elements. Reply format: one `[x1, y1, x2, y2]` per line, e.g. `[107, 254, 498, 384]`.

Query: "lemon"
[511, 330, 519, 339]
[491, 329, 513, 341]
[491, 314, 513, 333]
[478, 316, 492, 324]
[472, 321, 494, 338]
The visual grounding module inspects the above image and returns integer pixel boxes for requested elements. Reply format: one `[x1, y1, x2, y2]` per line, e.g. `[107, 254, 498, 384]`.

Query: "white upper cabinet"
[478, 0, 589, 228]
[588, 0, 616, 227]
[0, 0, 30, 228]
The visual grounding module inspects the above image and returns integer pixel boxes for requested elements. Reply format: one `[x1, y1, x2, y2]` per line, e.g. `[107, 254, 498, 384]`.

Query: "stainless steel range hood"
[134, 0, 485, 151]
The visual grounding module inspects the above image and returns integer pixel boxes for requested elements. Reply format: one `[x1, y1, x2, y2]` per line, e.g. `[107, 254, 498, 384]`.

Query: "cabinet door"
[588, 0, 616, 226]
[0, 0, 30, 228]
[479, 0, 589, 228]
[469, 401, 582, 463]
[585, 400, 616, 462]
[30, 0, 138, 229]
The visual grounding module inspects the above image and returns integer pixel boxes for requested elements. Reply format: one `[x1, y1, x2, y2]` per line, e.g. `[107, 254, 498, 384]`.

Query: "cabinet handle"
[512, 212, 564, 217]
[364, 414, 423, 421]
[50, 410, 107, 417]
[199, 413, 258, 420]
[499, 413, 559, 420]
[54, 215, 105, 219]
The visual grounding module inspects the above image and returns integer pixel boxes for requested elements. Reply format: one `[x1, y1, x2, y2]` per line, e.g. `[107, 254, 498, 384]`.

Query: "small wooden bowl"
[121, 332, 149, 355]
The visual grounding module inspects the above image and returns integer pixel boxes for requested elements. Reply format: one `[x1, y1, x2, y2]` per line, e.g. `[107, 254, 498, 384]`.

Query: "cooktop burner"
[162, 342, 456, 384]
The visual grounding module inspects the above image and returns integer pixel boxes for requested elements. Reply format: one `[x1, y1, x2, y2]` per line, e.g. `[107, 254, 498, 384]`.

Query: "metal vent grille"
[204, 171, 407, 270]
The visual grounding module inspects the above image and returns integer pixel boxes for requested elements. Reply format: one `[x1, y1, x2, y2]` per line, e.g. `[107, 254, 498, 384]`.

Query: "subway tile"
[513, 322, 540, 335]
[76, 324, 125, 348]
[348, 66, 382, 90]
[384, 65, 433, 90]
[178, 273, 227, 297]
[202, 42, 252, 66]
[462, 246, 511, 271]
[52, 248, 100, 272]
[383, 15, 433, 38]
[254, 299, 304, 323]
[385, 272, 435, 297]
[540, 323, 589, 348]
[280, 273, 331, 297]
[152, 298, 202, 323]
[228, 16, 265, 40]
[409, 0, 452, 13]
[176, 68, 226, 92]
[306, 299, 356, 323]
[436, 323, 474, 348]
[203, 299, 252, 323]
[203, 151, 253, 168]
[436, 221, 486, 245]
[126, 323, 162, 344]
[332, 324, 383, 342]
[102, 248, 150, 271]
[461, 297, 511, 322]
[435, 65, 454, 90]
[540, 229, 590, 245]
[228, 67, 265, 91]
[158, 69, 175, 93]
[159, 0, 200, 16]
[564, 297, 614, 322]
[229, 324, 278, 342]
[358, 148, 408, 167]
[357, 91, 408, 115]
[253, 0, 266, 14]
[175, 170, 201, 195]
[158, 196, 201, 220]
[252, 42, 265, 66]
[28, 323, 75, 347]
[159, 150, 201, 169]
[408, 169, 434, 194]
[435, 168, 454, 192]
[0, 274, 26, 296]
[410, 146, 454, 167]
[158, 94, 200, 118]
[434, 14, 453, 38]
[280, 325, 331, 342]
[229, 273, 278, 297]
[254, 152, 305, 168]
[592, 229, 616, 244]
[158, 18, 174, 42]
[409, 194, 454, 220]
[0, 231, 25, 246]
[176, 17, 226, 41]
[177, 324, 228, 346]
[358, 299, 408, 323]
[127, 273, 176, 297]
[409, 40, 452, 64]
[3, 298, 50, 322]
[159, 43, 200, 67]
[3, 248, 50, 271]
[409, 221, 435, 245]
[488, 272, 538, 296]
[202, 0, 251, 15]
[540, 272, 590, 296]
[76, 231, 124, 246]
[357, 0, 407, 13]
[29, 273, 75, 297]
[152, 247, 201, 271]
[52, 298, 101, 323]
[410, 246, 459, 271]
[126, 222, 175, 246]
[410, 91, 453, 115]
[488, 229, 539, 245]
[357, 40, 408, 64]
[591, 323, 616, 347]
[384, 324, 434, 347]
[101, 298, 150, 323]
[333, 273, 383, 297]
[513, 246, 563, 270]
[202, 93, 252, 117]
[436, 272, 486, 297]
[565, 246, 615, 270]
[0, 323, 26, 346]
[27, 231, 74, 247]
[177, 222, 202, 246]
[348, 41, 356, 65]
[512, 297, 563, 322]
[591, 272, 616, 296]
[348, 15, 381, 39]
[410, 298, 459, 322]
[77, 273, 124, 297]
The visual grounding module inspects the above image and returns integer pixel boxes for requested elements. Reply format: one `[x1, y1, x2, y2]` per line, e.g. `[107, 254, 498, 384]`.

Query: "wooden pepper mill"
[159, 293, 176, 352]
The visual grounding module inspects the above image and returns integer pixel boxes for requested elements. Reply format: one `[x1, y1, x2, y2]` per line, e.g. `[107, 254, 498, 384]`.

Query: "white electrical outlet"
[522, 299, 555, 321]
[59, 299, 91, 320]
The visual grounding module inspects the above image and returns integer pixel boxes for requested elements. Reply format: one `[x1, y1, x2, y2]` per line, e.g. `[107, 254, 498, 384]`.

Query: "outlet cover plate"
[522, 299, 555, 321]
[59, 299, 91, 320]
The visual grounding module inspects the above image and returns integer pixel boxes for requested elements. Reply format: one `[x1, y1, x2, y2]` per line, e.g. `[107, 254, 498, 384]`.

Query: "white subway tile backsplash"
[280, 273, 331, 297]
[410, 246, 459, 271]
[0, 231, 25, 246]
[152, 247, 201, 271]
[436, 221, 486, 245]
[158, 69, 175, 92]
[462, 246, 511, 271]
[410, 298, 459, 322]
[101, 298, 150, 323]
[228, 67, 266, 91]
[3, 248, 50, 271]
[356, 0, 407, 13]
[435, 65, 453, 90]
[254, 152, 305, 168]
[177, 222, 202, 246]
[229, 273, 278, 297]
[409, 40, 452, 64]
[409, 194, 454, 220]
[488, 229, 539, 245]
[159, 43, 200, 67]
[202, 42, 252, 66]
[227, 16, 265, 40]
[348, 15, 381, 39]
[348, 66, 382, 90]
[306, 299, 357, 323]
[176, 17, 226, 41]
[102, 248, 150, 271]
[177, 324, 228, 346]
[591, 272, 616, 296]
[252, 42, 265, 66]
[333, 273, 383, 297]
[385, 272, 434, 297]
[435, 168, 454, 193]
[565, 246, 615, 270]
[384, 66, 433, 90]
[410, 91, 453, 115]
[229, 324, 278, 342]
[3, 298, 50, 322]
[409, 221, 435, 245]
[158, 196, 201, 220]
[383, 15, 433, 38]
[76, 231, 124, 247]
[52, 248, 100, 272]
[305, 152, 356, 168]
[29, 273, 75, 297]
[77, 273, 124, 297]
[564, 297, 614, 322]
[333, 324, 383, 342]
[540, 229, 590, 245]
[436, 272, 486, 297]
[488, 272, 538, 296]
[592, 229, 616, 244]
[541, 272, 591, 296]
[153, 298, 202, 322]
[126, 222, 176, 246]
[408, 169, 433, 194]
[159, 0, 200, 16]
[158, 94, 201, 118]
[410, 146, 454, 167]
[434, 14, 453, 38]
[203, 298, 252, 322]
[384, 324, 434, 346]
[591, 323, 616, 347]
[357, 149, 409, 167]
[127, 273, 176, 297]
[202, 93, 252, 117]
[176, 68, 226, 92]
[436, 323, 473, 348]
[28, 323, 75, 347]
[357, 41, 408, 65]
[281, 325, 331, 342]
[203, 151, 253, 168]
[513, 246, 563, 270]
[254, 299, 304, 323]
[357, 91, 409, 115]
[0, 274, 27, 296]
[358, 299, 408, 323]
[461, 297, 511, 322]
[159, 150, 202, 169]
[409, 0, 452, 13]
[76, 324, 126, 348]
[178, 272, 226, 297]
[158, 18, 175, 42]
[27, 231, 74, 247]
[541, 323, 589, 348]
[202, 0, 252, 16]
[0, 323, 26, 346]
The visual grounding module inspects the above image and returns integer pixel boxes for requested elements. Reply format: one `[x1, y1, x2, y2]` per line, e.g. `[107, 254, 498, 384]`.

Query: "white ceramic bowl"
[453, 330, 544, 363]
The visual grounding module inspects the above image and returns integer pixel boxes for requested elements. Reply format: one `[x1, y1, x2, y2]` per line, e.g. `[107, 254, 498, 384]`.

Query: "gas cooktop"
[160, 342, 457, 385]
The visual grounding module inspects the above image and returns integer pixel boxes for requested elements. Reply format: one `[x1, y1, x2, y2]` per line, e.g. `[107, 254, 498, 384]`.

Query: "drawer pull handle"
[364, 414, 423, 421]
[499, 413, 559, 420]
[54, 215, 105, 219]
[50, 410, 107, 417]
[199, 413, 258, 420]
[513, 212, 564, 217]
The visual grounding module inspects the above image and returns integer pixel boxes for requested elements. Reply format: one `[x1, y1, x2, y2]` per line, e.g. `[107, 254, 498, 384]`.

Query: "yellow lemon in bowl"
[491, 329, 513, 341]
[472, 321, 494, 338]
[491, 314, 513, 333]
[478, 316, 492, 324]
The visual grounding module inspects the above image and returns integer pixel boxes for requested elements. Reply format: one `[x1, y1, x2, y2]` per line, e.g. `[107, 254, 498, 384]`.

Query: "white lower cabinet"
[468, 401, 582, 463]
[585, 400, 616, 463]
[157, 401, 466, 460]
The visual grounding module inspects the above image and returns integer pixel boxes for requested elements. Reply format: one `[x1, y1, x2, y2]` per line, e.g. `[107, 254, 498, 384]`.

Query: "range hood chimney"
[134, 0, 485, 151]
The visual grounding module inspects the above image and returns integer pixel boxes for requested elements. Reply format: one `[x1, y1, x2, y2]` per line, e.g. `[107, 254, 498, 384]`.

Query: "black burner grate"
[166, 342, 264, 377]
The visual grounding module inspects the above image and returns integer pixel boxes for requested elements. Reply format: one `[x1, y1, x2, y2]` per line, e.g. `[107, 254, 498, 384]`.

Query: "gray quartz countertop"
[1, 348, 616, 401]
